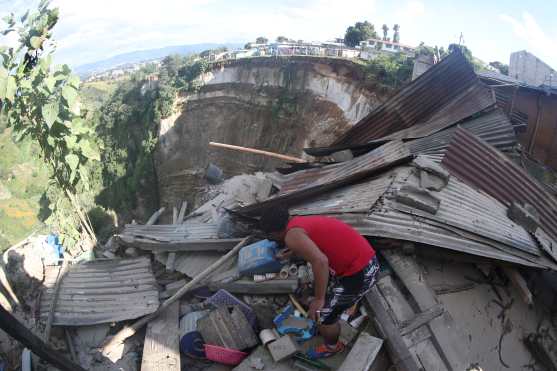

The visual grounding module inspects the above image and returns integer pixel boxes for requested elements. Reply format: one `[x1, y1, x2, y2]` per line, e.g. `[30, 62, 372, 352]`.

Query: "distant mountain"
[74, 43, 243, 78]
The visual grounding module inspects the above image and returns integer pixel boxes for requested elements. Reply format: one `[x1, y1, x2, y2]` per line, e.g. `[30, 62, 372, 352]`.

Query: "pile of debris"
[1, 49, 557, 371]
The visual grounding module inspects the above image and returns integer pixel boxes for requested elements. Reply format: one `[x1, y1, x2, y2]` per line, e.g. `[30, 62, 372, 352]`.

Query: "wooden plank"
[381, 249, 466, 371]
[166, 253, 176, 272]
[207, 279, 298, 295]
[0, 264, 20, 306]
[338, 332, 383, 371]
[400, 304, 444, 336]
[172, 207, 178, 225]
[141, 301, 180, 371]
[364, 287, 420, 371]
[177, 201, 188, 224]
[502, 266, 533, 306]
[120, 236, 243, 252]
[0, 304, 87, 371]
[377, 275, 447, 371]
[146, 207, 165, 225]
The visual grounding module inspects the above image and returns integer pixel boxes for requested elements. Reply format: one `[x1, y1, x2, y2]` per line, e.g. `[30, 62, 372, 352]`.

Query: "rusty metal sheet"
[386, 163, 540, 255]
[407, 109, 517, 157]
[380, 83, 495, 141]
[236, 140, 412, 216]
[118, 223, 244, 252]
[333, 211, 555, 269]
[40, 257, 159, 326]
[442, 127, 557, 243]
[290, 171, 396, 215]
[332, 51, 481, 147]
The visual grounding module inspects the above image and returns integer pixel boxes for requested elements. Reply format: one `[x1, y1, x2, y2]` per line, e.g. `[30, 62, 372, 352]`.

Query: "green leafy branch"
[0, 0, 99, 245]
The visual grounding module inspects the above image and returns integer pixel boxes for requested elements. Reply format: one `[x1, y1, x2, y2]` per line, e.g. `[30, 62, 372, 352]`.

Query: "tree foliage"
[364, 53, 414, 90]
[344, 21, 377, 47]
[489, 61, 509, 75]
[0, 0, 98, 246]
[255, 36, 268, 44]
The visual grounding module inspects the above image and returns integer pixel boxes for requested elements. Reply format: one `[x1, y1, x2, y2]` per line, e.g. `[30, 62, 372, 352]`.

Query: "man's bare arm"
[285, 228, 329, 319]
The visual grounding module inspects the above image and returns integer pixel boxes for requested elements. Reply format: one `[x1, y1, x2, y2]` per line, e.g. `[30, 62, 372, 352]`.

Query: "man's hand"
[275, 248, 293, 260]
[308, 297, 325, 321]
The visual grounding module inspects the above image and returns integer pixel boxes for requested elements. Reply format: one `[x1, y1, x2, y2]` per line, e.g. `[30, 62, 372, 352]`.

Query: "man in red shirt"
[259, 207, 379, 359]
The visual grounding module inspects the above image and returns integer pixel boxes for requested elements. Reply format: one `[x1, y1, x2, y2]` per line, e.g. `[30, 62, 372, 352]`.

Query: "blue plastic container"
[238, 239, 282, 276]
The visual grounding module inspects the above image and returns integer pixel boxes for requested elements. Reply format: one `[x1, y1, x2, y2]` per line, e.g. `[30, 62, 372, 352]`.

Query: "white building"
[509, 50, 557, 88]
[359, 38, 415, 60]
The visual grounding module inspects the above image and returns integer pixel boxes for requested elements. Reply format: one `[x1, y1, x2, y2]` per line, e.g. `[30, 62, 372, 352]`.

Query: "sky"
[0, 0, 556, 69]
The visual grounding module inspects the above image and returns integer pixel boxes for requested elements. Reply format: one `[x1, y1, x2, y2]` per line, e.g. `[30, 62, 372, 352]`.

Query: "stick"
[209, 142, 306, 163]
[177, 201, 187, 224]
[146, 207, 166, 225]
[101, 237, 250, 359]
[289, 294, 308, 317]
[44, 260, 69, 342]
[0, 304, 86, 371]
[64, 328, 77, 362]
[0, 264, 19, 307]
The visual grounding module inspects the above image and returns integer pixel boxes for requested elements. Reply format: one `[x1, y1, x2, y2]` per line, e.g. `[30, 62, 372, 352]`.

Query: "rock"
[250, 357, 265, 370]
[75, 324, 111, 349]
[124, 247, 139, 257]
[267, 335, 299, 362]
[339, 320, 359, 345]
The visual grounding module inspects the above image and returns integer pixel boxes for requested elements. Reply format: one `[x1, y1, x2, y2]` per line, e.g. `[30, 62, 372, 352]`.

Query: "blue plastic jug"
[238, 239, 283, 276]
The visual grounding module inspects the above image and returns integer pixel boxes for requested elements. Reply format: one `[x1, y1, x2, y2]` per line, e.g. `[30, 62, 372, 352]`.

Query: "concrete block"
[338, 332, 383, 371]
[197, 306, 258, 351]
[395, 185, 440, 214]
[268, 335, 299, 362]
[339, 320, 359, 345]
[508, 202, 540, 233]
[233, 345, 292, 371]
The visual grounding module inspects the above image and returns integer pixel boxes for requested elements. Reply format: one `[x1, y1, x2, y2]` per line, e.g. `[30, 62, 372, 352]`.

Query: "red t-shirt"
[286, 216, 375, 277]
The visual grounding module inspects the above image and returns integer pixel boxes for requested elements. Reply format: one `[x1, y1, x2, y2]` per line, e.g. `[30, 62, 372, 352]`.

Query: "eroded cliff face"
[156, 57, 384, 208]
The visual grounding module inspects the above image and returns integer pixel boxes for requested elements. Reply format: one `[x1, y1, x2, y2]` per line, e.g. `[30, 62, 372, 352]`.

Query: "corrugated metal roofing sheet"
[386, 165, 540, 255]
[442, 128, 557, 243]
[336, 211, 554, 269]
[236, 140, 412, 216]
[332, 51, 481, 147]
[379, 83, 495, 141]
[289, 171, 397, 215]
[40, 258, 159, 326]
[407, 109, 517, 156]
[122, 223, 220, 240]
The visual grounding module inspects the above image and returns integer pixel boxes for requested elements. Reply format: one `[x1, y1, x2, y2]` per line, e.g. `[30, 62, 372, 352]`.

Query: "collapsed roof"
[234, 50, 557, 270]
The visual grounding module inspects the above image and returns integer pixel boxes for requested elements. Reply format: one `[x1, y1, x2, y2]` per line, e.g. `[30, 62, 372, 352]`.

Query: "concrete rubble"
[1, 50, 557, 371]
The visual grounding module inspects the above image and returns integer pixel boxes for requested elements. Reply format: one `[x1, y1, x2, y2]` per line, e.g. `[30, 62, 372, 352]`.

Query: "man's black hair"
[259, 206, 290, 233]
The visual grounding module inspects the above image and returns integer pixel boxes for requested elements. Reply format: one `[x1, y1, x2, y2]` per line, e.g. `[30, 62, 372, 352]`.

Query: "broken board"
[141, 301, 180, 371]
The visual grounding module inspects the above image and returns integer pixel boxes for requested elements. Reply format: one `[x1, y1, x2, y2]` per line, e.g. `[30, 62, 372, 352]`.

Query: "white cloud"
[500, 12, 557, 68]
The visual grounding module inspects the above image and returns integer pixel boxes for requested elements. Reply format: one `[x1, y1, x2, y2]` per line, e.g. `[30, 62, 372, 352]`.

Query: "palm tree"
[393, 24, 400, 43]
[382, 24, 389, 41]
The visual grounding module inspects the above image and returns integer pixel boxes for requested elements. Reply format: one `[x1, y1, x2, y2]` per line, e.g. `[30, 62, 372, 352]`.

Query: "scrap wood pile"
[2, 49, 557, 371]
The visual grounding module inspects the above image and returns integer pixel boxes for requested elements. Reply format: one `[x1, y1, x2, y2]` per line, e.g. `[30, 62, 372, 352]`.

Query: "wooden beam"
[364, 287, 420, 371]
[166, 252, 176, 272]
[502, 266, 533, 306]
[0, 304, 86, 371]
[0, 264, 20, 307]
[146, 207, 165, 225]
[44, 260, 69, 342]
[399, 304, 444, 336]
[381, 249, 466, 371]
[101, 237, 250, 361]
[141, 301, 180, 371]
[209, 141, 306, 163]
[119, 236, 244, 252]
[177, 201, 187, 224]
[338, 332, 383, 371]
[207, 279, 298, 294]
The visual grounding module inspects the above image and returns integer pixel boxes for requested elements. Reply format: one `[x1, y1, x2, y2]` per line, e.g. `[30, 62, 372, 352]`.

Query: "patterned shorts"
[318, 256, 380, 325]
